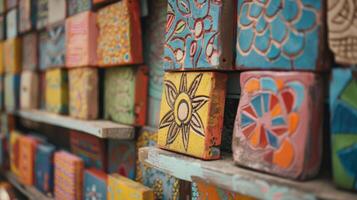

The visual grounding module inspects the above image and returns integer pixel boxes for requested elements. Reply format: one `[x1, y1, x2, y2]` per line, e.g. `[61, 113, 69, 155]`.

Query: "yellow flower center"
[174, 93, 192, 126]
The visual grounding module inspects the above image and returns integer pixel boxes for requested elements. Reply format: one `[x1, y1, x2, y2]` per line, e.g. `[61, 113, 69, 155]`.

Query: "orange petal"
[249, 126, 260, 147]
[273, 139, 294, 169]
[270, 103, 281, 117]
[276, 79, 284, 91]
[244, 78, 260, 93]
[288, 112, 299, 135]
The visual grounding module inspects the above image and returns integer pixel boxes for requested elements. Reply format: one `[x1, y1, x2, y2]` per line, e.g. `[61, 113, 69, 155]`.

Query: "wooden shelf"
[139, 147, 357, 200]
[4, 172, 54, 200]
[16, 109, 135, 139]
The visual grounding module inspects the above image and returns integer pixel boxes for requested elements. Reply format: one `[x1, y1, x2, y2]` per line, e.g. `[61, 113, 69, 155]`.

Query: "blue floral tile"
[164, 0, 235, 70]
[236, 0, 327, 70]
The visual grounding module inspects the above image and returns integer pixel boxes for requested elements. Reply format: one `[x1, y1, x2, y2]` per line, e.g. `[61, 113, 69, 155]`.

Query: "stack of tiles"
[35, 143, 55, 194]
[70, 131, 106, 170]
[83, 169, 107, 200]
[328, 0, 357, 191]
[54, 151, 84, 200]
[19, 135, 40, 185]
[108, 173, 154, 200]
[157, 0, 234, 160]
[45, 68, 68, 114]
[232, 0, 327, 179]
[68, 68, 98, 119]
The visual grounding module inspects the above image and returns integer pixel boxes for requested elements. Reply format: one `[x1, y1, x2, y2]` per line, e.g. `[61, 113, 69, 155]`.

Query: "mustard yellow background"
[108, 174, 154, 200]
[0, 42, 4, 74]
[158, 72, 213, 158]
[45, 68, 68, 114]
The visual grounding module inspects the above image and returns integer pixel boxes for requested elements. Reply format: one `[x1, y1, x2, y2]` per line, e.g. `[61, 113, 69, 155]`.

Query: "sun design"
[159, 73, 209, 151]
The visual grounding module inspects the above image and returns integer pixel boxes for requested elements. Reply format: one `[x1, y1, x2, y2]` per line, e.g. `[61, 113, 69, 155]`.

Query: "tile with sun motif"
[96, 0, 142, 67]
[164, 0, 235, 70]
[158, 72, 227, 160]
[236, 0, 329, 71]
[233, 71, 324, 179]
[330, 68, 357, 191]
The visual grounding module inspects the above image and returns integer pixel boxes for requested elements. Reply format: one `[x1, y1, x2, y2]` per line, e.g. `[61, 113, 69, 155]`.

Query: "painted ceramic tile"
[6, 0, 17, 10]
[192, 179, 255, 200]
[45, 68, 68, 114]
[6, 8, 17, 38]
[19, 136, 39, 185]
[69, 68, 98, 119]
[48, 0, 66, 25]
[54, 151, 84, 200]
[10, 131, 22, 177]
[141, 166, 191, 200]
[108, 173, 154, 200]
[0, 43, 4, 74]
[97, 0, 143, 66]
[83, 169, 107, 200]
[4, 38, 21, 74]
[39, 23, 66, 70]
[35, 143, 55, 194]
[136, 126, 157, 182]
[20, 71, 39, 109]
[1, 114, 16, 136]
[39, 72, 46, 109]
[104, 66, 148, 126]
[236, 0, 327, 70]
[330, 68, 357, 191]
[0, 16, 4, 40]
[164, 0, 234, 70]
[37, 0, 48, 29]
[144, 0, 166, 127]
[68, 0, 91, 16]
[66, 11, 97, 67]
[108, 140, 136, 180]
[22, 32, 38, 71]
[233, 71, 324, 179]
[328, 0, 357, 65]
[158, 72, 227, 159]
[19, 0, 37, 33]
[70, 131, 106, 170]
[4, 74, 20, 112]
[221, 73, 240, 153]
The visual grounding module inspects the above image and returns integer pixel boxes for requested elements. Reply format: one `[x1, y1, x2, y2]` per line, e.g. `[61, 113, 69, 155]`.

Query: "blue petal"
[239, 3, 253, 26]
[266, 0, 281, 17]
[337, 144, 357, 177]
[252, 96, 263, 117]
[241, 113, 255, 127]
[301, 0, 321, 10]
[272, 117, 285, 126]
[271, 17, 288, 43]
[266, 43, 281, 61]
[282, 0, 299, 22]
[282, 31, 305, 57]
[256, 16, 268, 33]
[332, 101, 357, 134]
[249, 3, 263, 18]
[267, 130, 279, 149]
[293, 9, 317, 31]
[238, 28, 255, 53]
[255, 29, 271, 53]
[261, 77, 278, 93]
